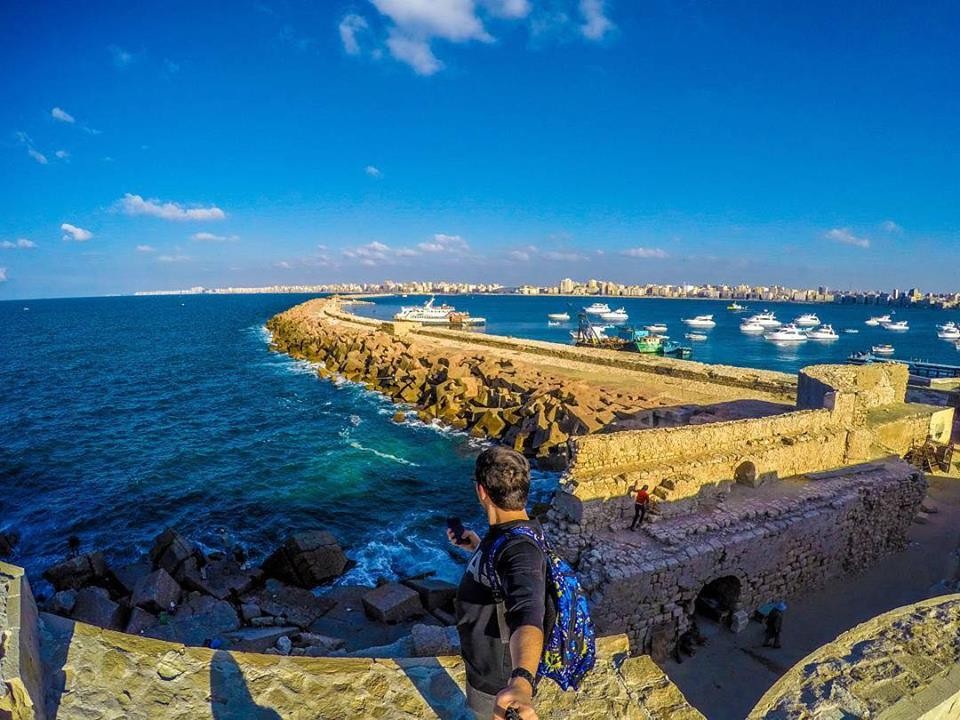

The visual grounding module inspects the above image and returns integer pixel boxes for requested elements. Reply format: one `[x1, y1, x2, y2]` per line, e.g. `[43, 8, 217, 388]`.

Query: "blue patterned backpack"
[480, 524, 597, 692]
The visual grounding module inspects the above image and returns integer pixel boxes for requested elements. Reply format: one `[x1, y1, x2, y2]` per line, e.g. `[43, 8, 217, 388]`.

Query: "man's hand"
[446, 527, 480, 552]
[492, 681, 537, 720]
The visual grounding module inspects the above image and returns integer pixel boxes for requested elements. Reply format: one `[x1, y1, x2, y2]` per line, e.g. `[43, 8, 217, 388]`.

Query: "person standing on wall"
[630, 484, 651, 530]
[448, 447, 552, 720]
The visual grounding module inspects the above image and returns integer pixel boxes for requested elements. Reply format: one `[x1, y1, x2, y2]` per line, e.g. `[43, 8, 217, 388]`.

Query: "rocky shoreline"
[30, 527, 461, 659]
[266, 297, 668, 466]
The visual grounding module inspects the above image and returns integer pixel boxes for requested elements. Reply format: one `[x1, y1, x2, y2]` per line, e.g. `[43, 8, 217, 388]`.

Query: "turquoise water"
[355, 295, 960, 375]
[0, 295, 555, 588]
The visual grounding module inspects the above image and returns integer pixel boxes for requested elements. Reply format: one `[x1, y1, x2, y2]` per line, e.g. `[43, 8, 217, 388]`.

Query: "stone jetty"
[266, 296, 795, 464]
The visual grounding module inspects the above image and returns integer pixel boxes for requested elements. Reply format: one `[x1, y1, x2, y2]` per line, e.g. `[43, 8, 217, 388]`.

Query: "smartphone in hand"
[447, 516, 468, 545]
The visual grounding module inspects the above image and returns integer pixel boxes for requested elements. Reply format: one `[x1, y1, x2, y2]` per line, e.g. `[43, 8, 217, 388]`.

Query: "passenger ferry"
[393, 297, 485, 325]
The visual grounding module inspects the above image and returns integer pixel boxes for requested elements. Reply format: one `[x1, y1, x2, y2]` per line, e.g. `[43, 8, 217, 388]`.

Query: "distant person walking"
[763, 605, 785, 648]
[630, 485, 650, 530]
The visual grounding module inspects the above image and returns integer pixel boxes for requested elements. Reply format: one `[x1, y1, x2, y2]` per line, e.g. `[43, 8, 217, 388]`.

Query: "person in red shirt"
[630, 485, 650, 530]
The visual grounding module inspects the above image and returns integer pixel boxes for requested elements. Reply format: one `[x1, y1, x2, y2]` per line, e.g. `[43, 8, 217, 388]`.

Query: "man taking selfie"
[447, 446, 554, 720]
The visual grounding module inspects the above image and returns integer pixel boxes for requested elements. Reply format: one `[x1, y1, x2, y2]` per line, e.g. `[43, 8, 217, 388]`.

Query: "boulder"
[149, 528, 201, 581]
[261, 531, 348, 588]
[43, 552, 108, 592]
[126, 607, 159, 636]
[142, 594, 240, 646]
[131, 568, 182, 613]
[222, 626, 300, 653]
[295, 632, 346, 654]
[411, 623, 461, 657]
[46, 589, 77, 616]
[245, 579, 336, 629]
[112, 559, 153, 596]
[240, 603, 262, 622]
[401, 578, 457, 612]
[181, 557, 261, 600]
[361, 583, 424, 624]
[71, 587, 124, 630]
[275, 635, 293, 655]
[0, 530, 20, 557]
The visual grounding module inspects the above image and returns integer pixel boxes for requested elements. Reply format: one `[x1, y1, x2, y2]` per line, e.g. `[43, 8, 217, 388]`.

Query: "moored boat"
[740, 320, 765, 334]
[645, 323, 668, 334]
[937, 322, 960, 340]
[866, 314, 892, 326]
[394, 296, 458, 324]
[682, 314, 716, 328]
[794, 313, 820, 327]
[727, 302, 746, 311]
[807, 324, 839, 340]
[883, 320, 909, 331]
[600, 307, 629, 322]
[747, 311, 781, 328]
[584, 302, 612, 315]
[547, 312, 571, 322]
[872, 344, 895, 355]
[765, 324, 808, 342]
[685, 332, 708, 341]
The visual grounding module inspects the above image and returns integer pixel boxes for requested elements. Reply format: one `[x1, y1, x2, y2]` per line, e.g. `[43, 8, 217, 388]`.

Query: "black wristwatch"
[509, 667, 537, 692]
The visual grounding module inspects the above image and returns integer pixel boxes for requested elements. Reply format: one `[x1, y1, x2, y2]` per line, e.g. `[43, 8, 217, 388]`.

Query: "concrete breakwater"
[266, 297, 795, 464]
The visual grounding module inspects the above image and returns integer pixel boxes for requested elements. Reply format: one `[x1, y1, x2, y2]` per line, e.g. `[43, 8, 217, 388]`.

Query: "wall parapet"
[0, 561, 45, 720]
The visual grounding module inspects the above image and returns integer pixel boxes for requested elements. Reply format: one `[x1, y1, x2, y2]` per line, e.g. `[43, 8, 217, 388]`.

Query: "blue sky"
[1, 0, 958, 299]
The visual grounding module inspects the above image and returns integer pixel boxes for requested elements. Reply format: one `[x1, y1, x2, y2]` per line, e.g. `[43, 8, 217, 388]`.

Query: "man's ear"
[475, 482, 488, 503]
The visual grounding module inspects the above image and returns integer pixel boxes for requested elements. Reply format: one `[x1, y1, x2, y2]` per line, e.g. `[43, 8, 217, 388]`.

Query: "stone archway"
[734, 460, 758, 487]
[695, 576, 742, 628]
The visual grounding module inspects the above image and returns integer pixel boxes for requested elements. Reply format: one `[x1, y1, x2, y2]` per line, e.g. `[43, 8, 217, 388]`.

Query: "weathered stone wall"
[0, 562, 45, 720]
[548, 461, 927, 656]
[748, 594, 960, 719]
[798, 362, 909, 421]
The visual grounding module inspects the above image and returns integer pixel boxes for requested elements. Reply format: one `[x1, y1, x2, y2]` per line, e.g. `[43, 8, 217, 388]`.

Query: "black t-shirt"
[455, 519, 556, 695]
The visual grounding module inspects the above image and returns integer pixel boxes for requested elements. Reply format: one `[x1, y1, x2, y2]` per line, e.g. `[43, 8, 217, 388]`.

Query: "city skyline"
[2, 1, 959, 300]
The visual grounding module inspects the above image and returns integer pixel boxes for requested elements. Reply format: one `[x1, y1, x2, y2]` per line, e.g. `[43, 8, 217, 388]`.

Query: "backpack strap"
[480, 527, 547, 648]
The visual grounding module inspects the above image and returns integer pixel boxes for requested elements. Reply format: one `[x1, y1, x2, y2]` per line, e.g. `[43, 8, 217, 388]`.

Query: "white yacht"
[872, 344, 895, 355]
[584, 302, 612, 315]
[747, 311, 782, 328]
[740, 320, 766, 334]
[682, 314, 716, 328]
[937, 322, 960, 339]
[884, 320, 909, 331]
[685, 332, 708, 341]
[865, 314, 893, 327]
[765, 324, 808, 342]
[547, 312, 571, 322]
[393, 296, 456, 324]
[600, 307, 629, 322]
[807, 324, 839, 340]
[645, 323, 668, 334]
[794, 313, 820, 327]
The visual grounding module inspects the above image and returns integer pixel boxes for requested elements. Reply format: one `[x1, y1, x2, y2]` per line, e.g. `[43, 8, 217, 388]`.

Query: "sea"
[2, 293, 957, 591]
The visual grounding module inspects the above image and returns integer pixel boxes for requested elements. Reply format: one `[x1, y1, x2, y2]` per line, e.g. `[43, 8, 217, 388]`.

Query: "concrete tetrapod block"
[401, 577, 457, 612]
[362, 583, 424, 624]
[131, 568, 181, 614]
[71, 587, 124, 630]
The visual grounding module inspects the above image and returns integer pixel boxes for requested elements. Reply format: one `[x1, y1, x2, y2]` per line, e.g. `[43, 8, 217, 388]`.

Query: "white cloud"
[825, 227, 870, 249]
[417, 233, 469, 253]
[386, 32, 444, 75]
[0, 267, 6, 282]
[481, 0, 532, 19]
[136, 244, 156, 253]
[339, 14, 369, 55]
[1, 238, 36, 249]
[51, 107, 75, 123]
[621, 247, 668, 259]
[343, 241, 393, 263]
[109, 45, 134, 67]
[542, 250, 586, 261]
[365, 165, 383, 178]
[55, 150, 70, 160]
[274, 261, 293, 269]
[508, 249, 532, 262]
[16, 132, 48, 164]
[157, 252, 190, 263]
[117, 193, 226, 221]
[579, 0, 614, 40]
[191, 232, 237, 242]
[61, 223, 93, 242]
[880, 220, 903, 234]
[372, 0, 491, 42]
[394, 247, 419, 257]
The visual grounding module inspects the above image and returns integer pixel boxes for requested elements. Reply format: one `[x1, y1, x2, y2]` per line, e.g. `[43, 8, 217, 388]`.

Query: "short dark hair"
[475, 446, 530, 511]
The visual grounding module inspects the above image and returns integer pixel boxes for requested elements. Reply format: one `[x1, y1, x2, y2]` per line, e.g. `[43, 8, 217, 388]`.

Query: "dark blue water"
[355, 295, 960, 375]
[0, 295, 555, 588]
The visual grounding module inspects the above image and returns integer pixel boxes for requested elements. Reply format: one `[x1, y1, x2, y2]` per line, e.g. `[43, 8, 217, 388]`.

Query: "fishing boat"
[740, 321, 765, 334]
[547, 312, 571, 322]
[685, 332, 708, 341]
[644, 323, 668, 334]
[614, 326, 664, 353]
[601, 307, 629, 322]
[747, 311, 781, 328]
[764, 324, 808, 342]
[807, 324, 839, 340]
[794, 313, 820, 327]
[936, 322, 960, 340]
[883, 320, 909, 331]
[584, 302, 612, 315]
[865, 314, 892, 327]
[394, 296, 458, 324]
[727, 302, 746, 311]
[872, 344, 895, 355]
[660, 341, 692, 359]
[682, 314, 716, 328]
